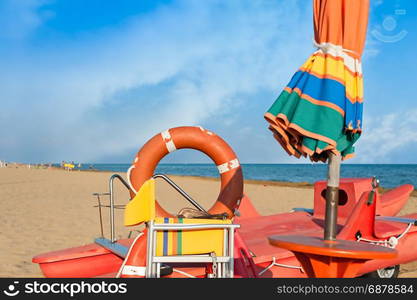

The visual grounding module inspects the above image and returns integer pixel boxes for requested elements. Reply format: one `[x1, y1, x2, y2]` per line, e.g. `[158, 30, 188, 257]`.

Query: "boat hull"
[32, 243, 123, 278]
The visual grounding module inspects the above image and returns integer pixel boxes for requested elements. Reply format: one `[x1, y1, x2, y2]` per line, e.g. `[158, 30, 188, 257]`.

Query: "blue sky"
[0, 0, 416, 164]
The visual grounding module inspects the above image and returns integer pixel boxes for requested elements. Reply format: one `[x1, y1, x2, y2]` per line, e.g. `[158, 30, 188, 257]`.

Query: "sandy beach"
[1, 166, 416, 277]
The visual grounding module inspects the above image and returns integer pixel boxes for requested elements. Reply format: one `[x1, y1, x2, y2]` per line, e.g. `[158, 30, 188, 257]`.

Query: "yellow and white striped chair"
[124, 178, 239, 278]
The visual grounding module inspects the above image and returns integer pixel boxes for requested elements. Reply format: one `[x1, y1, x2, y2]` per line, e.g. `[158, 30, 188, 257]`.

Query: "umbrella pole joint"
[324, 153, 341, 241]
[324, 186, 339, 241]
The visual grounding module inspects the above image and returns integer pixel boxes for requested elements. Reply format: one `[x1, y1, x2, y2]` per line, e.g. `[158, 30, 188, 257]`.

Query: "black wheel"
[362, 265, 400, 278]
[160, 264, 173, 276]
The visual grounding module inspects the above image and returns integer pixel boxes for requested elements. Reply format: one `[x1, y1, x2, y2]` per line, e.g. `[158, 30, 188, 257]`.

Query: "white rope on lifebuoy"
[161, 130, 176, 153]
[217, 158, 240, 174]
[126, 165, 138, 194]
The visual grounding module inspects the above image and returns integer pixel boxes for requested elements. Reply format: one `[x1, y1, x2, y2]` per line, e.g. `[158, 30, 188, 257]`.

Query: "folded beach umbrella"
[265, 0, 369, 240]
[265, 0, 369, 162]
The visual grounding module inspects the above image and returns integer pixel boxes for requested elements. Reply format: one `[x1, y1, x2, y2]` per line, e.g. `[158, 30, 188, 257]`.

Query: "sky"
[0, 0, 416, 164]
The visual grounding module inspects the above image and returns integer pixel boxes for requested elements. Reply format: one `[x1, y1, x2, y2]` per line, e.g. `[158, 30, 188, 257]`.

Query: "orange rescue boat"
[33, 127, 417, 278]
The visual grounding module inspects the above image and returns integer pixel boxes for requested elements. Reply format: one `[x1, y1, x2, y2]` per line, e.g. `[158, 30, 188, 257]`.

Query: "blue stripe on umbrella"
[286, 70, 363, 129]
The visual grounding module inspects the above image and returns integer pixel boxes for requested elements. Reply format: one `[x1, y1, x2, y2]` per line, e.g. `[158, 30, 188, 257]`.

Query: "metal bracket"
[367, 176, 379, 205]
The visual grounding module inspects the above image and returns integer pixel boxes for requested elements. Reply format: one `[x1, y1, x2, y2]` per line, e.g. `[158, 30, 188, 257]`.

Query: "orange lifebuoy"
[127, 126, 244, 218]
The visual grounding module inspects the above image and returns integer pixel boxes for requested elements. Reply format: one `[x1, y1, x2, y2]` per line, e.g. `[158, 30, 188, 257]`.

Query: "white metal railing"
[93, 173, 218, 243]
[146, 220, 240, 278]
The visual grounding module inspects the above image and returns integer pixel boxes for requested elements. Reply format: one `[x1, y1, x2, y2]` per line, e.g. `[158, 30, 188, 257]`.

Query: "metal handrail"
[152, 223, 240, 230]
[152, 173, 207, 213]
[104, 173, 207, 243]
[92, 192, 109, 238]
[109, 174, 134, 242]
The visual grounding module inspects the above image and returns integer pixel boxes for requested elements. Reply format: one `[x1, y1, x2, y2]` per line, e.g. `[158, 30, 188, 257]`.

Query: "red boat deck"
[238, 212, 417, 266]
[32, 178, 416, 278]
[237, 181, 416, 267]
[238, 212, 321, 264]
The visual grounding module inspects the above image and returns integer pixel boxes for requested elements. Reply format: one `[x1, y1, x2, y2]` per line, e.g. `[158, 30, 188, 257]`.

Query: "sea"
[69, 163, 417, 189]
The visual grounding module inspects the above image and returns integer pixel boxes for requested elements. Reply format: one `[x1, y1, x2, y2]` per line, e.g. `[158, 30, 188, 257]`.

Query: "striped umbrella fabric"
[265, 0, 369, 162]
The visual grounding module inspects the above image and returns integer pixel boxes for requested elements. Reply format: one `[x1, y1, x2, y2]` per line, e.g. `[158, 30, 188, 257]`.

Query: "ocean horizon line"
[41, 162, 417, 189]
[57, 162, 417, 165]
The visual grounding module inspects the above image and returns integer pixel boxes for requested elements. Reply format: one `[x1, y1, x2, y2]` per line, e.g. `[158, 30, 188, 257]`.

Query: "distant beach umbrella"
[264, 0, 370, 240]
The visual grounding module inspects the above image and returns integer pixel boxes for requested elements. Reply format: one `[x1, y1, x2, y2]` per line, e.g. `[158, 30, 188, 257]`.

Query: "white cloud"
[353, 110, 417, 163]
[0, 0, 312, 162]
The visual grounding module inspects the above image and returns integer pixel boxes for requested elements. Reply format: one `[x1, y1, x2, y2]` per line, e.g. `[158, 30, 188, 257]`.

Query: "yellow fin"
[124, 179, 155, 226]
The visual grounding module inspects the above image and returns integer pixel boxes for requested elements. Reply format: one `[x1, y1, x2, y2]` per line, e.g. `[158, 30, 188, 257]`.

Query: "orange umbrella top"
[314, 0, 369, 59]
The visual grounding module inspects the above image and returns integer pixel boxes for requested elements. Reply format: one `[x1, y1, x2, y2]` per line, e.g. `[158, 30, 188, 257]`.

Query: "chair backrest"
[154, 217, 232, 256]
[124, 178, 233, 257]
[124, 178, 156, 226]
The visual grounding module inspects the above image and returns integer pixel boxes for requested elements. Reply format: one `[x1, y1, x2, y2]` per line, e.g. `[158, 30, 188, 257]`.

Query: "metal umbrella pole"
[323, 152, 341, 241]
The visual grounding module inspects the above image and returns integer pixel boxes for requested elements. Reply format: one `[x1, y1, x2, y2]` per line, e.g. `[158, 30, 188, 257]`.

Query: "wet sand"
[1, 166, 416, 277]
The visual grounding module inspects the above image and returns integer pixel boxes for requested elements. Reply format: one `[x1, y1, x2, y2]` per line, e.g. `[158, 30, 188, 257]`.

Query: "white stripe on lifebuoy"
[198, 126, 214, 136]
[161, 130, 176, 153]
[165, 140, 176, 153]
[217, 158, 240, 174]
[126, 165, 138, 194]
[121, 265, 146, 276]
[161, 129, 171, 140]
